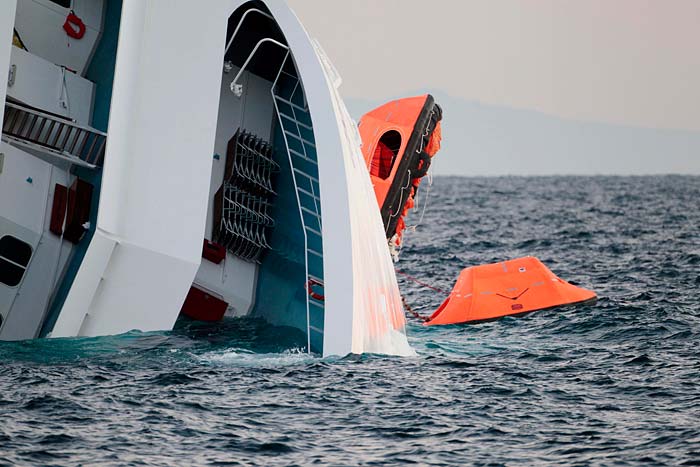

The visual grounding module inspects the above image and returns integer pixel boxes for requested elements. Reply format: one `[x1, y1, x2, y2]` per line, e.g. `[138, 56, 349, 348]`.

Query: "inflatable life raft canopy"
[425, 257, 596, 325]
[359, 94, 442, 247]
[358, 97, 596, 324]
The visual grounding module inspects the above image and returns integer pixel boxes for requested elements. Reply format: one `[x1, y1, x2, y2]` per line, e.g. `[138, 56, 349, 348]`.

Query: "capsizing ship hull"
[0, 0, 412, 357]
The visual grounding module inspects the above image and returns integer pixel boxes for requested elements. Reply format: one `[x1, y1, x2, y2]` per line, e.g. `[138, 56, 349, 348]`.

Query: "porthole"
[0, 236, 32, 288]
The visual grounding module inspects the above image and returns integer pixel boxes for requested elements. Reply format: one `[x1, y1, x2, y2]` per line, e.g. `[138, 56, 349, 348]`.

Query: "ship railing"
[229, 38, 289, 97]
[224, 8, 275, 56]
[270, 52, 325, 353]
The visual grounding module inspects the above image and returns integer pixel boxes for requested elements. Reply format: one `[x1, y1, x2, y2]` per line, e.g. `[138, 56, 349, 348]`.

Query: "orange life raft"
[425, 257, 596, 325]
[359, 94, 442, 246]
[358, 97, 596, 324]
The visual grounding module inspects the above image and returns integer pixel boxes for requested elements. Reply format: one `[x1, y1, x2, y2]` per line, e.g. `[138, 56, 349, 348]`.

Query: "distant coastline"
[347, 91, 700, 177]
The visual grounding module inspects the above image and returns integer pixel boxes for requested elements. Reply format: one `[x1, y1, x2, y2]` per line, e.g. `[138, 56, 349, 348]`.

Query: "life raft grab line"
[385, 168, 413, 237]
[388, 109, 437, 236]
[406, 171, 433, 234]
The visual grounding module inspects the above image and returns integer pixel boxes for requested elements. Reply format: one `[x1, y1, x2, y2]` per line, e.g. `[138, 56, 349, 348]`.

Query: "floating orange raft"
[425, 256, 596, 325]
[358, 97, 596, 324]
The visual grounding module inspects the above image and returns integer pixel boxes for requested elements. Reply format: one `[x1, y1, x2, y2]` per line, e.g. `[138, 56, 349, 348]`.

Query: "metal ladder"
[2, 101, 106, 168]
[271, 52, 325, 352]
[225, 7, 325, 352]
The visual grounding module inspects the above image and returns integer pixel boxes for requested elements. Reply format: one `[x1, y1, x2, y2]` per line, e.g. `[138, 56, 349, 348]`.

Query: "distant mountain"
[345, 90, 700, 176]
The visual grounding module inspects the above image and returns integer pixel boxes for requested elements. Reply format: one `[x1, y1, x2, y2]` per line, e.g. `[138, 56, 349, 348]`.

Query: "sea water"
[1, 176, 698, 466]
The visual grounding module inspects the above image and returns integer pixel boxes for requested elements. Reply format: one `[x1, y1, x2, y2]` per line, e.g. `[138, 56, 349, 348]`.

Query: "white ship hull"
[0, 0, 412, 357]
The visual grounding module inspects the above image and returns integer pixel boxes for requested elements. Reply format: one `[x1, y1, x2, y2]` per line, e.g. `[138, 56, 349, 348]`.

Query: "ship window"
[0, 236, 32, 266]
[370, 130, 402, 180]
[48, 0, 72, 8]
[0, 236, 32, 288]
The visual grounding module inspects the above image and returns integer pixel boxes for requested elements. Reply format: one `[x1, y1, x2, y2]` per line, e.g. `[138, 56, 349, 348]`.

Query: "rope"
[416, 109, 435, 154]
[407, 169, 433, 234]
[385, 169, 413, 236]
[396, 267, 446, 323]
[395, 269, 448, 294]
[387, 112, 436, 239]
[401, 295, 430, 322]
[58, 67, 70, 112]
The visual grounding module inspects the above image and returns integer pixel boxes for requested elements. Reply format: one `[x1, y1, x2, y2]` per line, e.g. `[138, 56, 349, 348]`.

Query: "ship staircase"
[2, 101, 106, 168]
[271, 53, 325, 352]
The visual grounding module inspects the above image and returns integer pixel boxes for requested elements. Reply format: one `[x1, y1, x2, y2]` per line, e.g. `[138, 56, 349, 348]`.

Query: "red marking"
[64, 179, 93, 244]
[49, 184, 68, 236]
[306, 278, 324, 301]
[63, 11, 86, 40]
[180, 286, 228, 322]
[202, 239, 226, 264]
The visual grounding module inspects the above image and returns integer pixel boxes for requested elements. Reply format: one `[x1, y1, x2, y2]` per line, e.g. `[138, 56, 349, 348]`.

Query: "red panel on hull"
[64, 179, 93, 244]
[49, 184, 68, 236]
[180, 286, 228, 322]
[202, 239, 226, 264]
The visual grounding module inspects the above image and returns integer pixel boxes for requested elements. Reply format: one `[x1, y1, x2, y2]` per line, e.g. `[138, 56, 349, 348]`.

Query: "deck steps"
[2, 101, 106, 168]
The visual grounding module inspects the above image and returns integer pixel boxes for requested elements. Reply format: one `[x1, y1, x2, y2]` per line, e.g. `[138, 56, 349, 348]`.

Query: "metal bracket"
[230, 82, 243, 97]
[229, 38, 288, 97]
[7, 64, 16, 87]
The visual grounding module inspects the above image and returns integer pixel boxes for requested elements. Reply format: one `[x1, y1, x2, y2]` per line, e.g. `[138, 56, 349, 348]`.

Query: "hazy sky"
[288, 0, 700, 132]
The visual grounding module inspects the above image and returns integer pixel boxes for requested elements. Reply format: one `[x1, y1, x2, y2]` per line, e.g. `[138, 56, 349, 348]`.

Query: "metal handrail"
[271, 51, 312, 352]
[230, 38, 289, 96]
[270, 52, 326, 353]
[224, 8, 275, 55]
